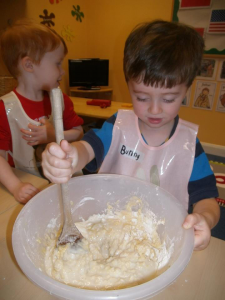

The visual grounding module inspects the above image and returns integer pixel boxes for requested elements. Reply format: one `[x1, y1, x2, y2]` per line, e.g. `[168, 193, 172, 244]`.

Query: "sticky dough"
[44, 198, 172, 290]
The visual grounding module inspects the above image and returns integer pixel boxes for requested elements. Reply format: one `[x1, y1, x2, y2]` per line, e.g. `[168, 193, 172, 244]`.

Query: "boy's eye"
[137, 97, 146, 102]
[163, 99, 175, 103]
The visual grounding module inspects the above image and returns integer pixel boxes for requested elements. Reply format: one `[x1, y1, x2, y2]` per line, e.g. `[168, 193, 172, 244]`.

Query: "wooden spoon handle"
[50, 88, 72, 223]
[50, 88, 64, 144]
[50, 88, 82, 246]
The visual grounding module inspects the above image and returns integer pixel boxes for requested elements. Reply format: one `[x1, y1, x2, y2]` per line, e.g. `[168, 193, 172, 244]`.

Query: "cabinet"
[69, 87, 113, 100]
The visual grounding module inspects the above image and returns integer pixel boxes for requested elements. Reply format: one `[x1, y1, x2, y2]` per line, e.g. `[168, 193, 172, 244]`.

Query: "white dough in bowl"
[45, 198, 174, 290]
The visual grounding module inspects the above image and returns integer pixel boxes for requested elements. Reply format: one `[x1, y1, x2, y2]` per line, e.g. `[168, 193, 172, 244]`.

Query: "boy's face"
[128, 80, 187, 130]
[32, 42, 65, 91]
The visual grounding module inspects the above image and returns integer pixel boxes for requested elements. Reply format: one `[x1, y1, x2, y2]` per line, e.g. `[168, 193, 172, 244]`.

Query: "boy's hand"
[20, 119, 55, 146]
[42, 140, 78, 184]
[183, 213, 211, 251]
[12, 182, 40, 204]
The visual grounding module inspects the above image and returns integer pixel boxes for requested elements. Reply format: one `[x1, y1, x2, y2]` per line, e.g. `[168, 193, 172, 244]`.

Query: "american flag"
[208, 10, 225, 34]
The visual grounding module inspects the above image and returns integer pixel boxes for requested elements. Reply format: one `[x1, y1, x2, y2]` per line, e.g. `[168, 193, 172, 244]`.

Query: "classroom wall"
[85, 0, 173, 103]
[23, 0, 89, 93]
[0, 0, 224, 146]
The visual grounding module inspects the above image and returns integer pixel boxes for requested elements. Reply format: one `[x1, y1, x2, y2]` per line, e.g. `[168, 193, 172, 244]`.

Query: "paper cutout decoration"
[39, 9, 55, 27]
[180, 0, 212, 9]
[71, 5, 84, 22]
[208, 10, 225, 34]
[61, 25, 75, 42]
[49, 0, 62, 4]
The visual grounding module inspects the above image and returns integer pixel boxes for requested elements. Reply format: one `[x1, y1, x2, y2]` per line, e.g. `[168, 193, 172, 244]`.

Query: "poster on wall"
[193, 80, 216, 110]
[197, 58, 218, 80]
[217, 59, 225, 81]
[181, 86, 191, 106]
[172, 0, 225, 55]
[216, 83, 225, 112]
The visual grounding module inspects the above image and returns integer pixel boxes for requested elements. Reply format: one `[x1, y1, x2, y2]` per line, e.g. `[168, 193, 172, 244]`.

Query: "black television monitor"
[68, 59, 109, 90]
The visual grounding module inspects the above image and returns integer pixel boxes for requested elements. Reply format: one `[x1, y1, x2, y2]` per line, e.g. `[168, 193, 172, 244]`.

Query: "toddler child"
[42, 20, 220, 251]
[0, 19, 83, 203]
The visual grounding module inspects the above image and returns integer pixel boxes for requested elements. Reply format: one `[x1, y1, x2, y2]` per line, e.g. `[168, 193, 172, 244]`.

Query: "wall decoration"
[193, 80, 216, 110]
[179, 0, 212, 9]
[217, 59, 225, 81]
[197, 58, 218, 80]
[172, 0, 225, 55]
[208, 9, 225, 34]
[39, 9, 55, 27]
[71, 5, 84, 22]
[61, 25, 75, 42]
[181, 86, 191, 106]
[49, 0, 62, 4]
[216, 83, 225, 112]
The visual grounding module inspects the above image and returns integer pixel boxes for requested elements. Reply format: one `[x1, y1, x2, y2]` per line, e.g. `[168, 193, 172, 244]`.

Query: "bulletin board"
[172, 0, 225, 56]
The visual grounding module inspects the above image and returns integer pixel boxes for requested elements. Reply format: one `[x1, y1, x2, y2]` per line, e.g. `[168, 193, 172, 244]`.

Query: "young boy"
[42, 20, 220, 251]
[0, 19, 83, 203]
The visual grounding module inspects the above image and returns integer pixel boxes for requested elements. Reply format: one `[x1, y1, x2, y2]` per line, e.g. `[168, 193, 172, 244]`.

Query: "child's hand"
[20, 119, 55, 146]
[12, 182, 40, 204]
[183, 213, 211, 251]
[42, 140, 78, 184]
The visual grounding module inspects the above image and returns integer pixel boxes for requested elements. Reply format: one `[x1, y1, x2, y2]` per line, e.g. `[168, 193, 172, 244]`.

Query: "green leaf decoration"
[71, 4, 84, 22]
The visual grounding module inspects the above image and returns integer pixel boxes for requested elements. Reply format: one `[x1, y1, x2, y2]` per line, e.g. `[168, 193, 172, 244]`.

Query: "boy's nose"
[148, 101, 162, 115]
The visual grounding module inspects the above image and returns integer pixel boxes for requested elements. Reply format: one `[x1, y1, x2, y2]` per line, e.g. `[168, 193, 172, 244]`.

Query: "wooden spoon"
[50, 88, 83, 246]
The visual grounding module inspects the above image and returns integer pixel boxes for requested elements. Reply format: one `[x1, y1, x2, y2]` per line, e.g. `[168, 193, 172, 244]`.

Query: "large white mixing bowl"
[12, 174, 194, 300]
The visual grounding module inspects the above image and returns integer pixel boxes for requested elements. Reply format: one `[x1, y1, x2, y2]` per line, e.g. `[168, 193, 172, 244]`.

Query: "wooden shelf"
[70, 86, 113, 100]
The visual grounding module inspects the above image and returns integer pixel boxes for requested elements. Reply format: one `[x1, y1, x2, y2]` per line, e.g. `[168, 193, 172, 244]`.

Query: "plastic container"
[12, 174, 194, 300]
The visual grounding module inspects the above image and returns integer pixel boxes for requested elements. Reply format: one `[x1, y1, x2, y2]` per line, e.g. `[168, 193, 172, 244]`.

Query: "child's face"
[33, 42, 65, 91]
[128, 80, 187, 129]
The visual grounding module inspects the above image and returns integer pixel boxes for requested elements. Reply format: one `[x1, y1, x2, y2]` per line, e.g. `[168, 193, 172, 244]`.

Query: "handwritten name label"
[119, 144, 143, 161]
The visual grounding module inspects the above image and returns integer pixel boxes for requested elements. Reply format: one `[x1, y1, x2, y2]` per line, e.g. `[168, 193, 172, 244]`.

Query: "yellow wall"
[85, 0, 173, 103]
[0, 0, 224, 146]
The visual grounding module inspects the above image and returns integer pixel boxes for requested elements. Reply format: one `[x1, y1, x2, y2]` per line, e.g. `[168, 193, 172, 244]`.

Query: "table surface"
[71, 97, 133, 119]
[1, 170, 225, 300]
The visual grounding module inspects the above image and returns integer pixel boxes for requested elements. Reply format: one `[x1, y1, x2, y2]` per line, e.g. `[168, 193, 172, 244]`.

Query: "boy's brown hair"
[123, 20, 205, 88]
[0, 19, 68, 78]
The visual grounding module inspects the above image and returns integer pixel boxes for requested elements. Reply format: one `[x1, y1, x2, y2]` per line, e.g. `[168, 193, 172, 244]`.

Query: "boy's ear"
[21, 56, 34, 73]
